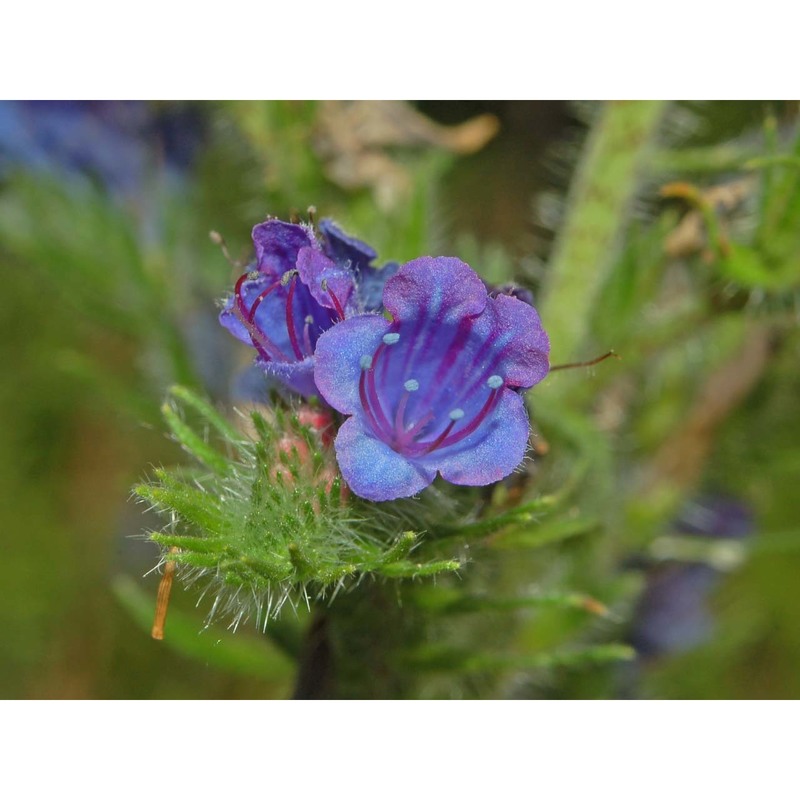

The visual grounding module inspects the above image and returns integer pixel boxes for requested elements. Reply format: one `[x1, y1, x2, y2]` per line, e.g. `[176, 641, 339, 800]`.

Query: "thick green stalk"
[540, 101, 667, 364]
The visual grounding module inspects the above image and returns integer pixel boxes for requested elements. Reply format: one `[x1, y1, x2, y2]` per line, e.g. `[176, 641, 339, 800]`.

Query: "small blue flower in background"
[628, 496, 754, 660]
[0, 101, 204, 197]
[219, 218, 394, 397]
[673, 495, 753, 541]
[314, 256, 550, 501]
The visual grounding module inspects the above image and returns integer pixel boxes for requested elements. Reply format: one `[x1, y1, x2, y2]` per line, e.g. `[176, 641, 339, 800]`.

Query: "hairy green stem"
[540, 101, 667, 364]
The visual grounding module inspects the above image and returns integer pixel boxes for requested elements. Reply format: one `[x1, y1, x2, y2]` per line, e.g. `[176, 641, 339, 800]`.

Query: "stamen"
[398, 411, 434, 445]
[241, 269, 259, 285]
[437, 340, 506, 415]
[247, 277, 282, 323]
[358, 368, 385, 439]
[394, 379, 420, 439]
[209, 230, 244, 268]
[303, 315, 314, 356]
[420, 418, 458, 454]
[409, 408, 465, 454]
[357, 331, 402, 441]
[232, 273, 286, 362]
[433, 387, 502, 451]
[321, 278, 346, 321]
[487, 374, 503, 389]
[284, 273, 305, 360]
[366, 343, 393, 435]
[418, 385, 503, 454]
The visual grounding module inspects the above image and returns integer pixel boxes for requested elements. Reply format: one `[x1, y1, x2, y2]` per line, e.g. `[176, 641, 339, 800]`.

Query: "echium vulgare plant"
[139, 216, 551, 644]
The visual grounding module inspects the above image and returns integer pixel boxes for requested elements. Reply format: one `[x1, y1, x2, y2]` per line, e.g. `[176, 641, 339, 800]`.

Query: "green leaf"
[161, 402, 232, 475]
[380, 531, 419, 563]
[378, 559, 461, 579]
[414, 588, 611, 617]
[717, 243, 797, 290]
[405, 643, 635, 675]
[135, 475, 223, 536]
[168, 385, 244, 443]
[490, 516, 600, 550]
[433, 495, 560, 540]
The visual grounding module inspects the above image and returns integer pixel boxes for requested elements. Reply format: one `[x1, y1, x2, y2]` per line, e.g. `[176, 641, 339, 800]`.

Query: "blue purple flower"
[314, 256, 550, 501]
[0, 101, 203, 197]
[219, 218, 394, 397]
[628, 496, 755, 660]
[318, 218, 399, 312]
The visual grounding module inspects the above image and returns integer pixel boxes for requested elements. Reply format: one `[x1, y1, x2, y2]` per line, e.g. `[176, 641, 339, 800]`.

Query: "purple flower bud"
[219, 218, 393, 397]
[314, 256, 550, 501]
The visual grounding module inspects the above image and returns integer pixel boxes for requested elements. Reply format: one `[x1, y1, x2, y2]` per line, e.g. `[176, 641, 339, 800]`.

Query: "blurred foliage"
[1, 100, 799, 698]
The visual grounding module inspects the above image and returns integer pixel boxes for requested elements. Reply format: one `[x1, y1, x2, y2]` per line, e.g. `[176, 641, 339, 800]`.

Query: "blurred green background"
[1, 100, 798, 699]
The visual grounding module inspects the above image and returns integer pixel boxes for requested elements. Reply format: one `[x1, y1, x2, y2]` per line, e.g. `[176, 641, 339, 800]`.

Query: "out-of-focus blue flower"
[0, 101, 203, 197]
[314, 256, 550, 501]
[674, 495, 753, 541]
[219, 218, 394, 397]
[628, 563, 718, 658]
[628, 495, 755, 660]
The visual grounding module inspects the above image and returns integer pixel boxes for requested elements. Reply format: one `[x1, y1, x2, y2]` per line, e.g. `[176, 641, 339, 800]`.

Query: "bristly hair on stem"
[135, 386, 461, 634]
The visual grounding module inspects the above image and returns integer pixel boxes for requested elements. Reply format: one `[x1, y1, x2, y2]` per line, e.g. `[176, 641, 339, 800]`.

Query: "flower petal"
[334, 416, 435, 501]
[261, 356, 318, 398]
[358, 261, 399, 312]
[252, 220, 315, 277]
[484, 293, 550, 389]
[319, 218, 377, 269]
[230, 364, 284, 404]
[425, 389, 530, 486]
[218, 273, 296, 361]
[218, 273, 282, 347]
[296, 247, 356, 313]
[218, 295, 250, 345]
[314, 314, 390, 414]
[382, 256, 487, 324]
